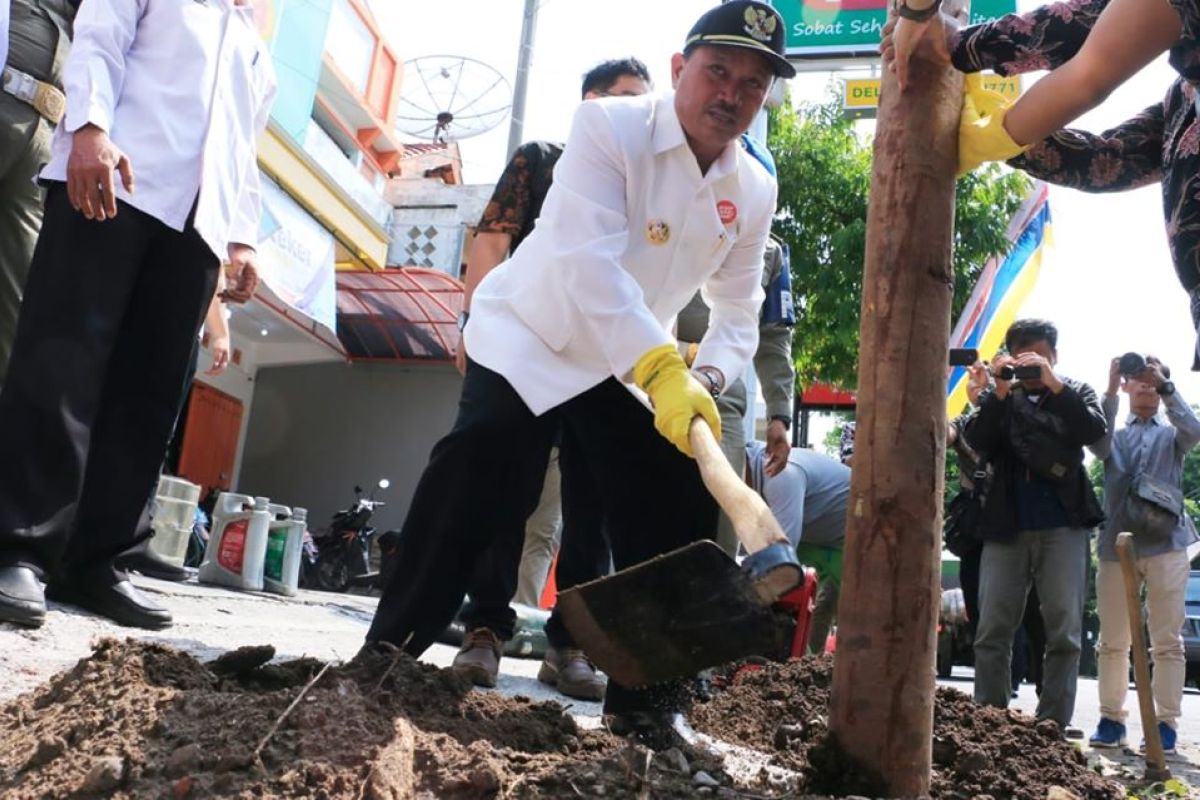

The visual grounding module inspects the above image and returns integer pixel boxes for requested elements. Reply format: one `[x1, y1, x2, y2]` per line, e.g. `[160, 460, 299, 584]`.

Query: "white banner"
[255, 174, 337, 333]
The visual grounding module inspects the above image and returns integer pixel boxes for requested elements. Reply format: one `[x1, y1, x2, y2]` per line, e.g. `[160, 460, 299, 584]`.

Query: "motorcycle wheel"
[316, 554, 351, 593]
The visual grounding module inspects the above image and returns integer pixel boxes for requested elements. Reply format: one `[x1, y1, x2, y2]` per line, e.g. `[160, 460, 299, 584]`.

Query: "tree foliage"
[768, 94, 1031, 391]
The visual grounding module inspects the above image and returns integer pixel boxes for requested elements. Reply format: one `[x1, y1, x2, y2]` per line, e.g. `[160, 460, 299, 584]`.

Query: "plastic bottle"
[263, 506, 305, 596]
[199, 494, 271, 591]
[148, 476, 201, 567]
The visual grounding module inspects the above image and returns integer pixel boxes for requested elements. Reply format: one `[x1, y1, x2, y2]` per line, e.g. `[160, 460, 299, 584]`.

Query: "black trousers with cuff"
[367, 359, 717, 714]
[0, 184, 219, 581]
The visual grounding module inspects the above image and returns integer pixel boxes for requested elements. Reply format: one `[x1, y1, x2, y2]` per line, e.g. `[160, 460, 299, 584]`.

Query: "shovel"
[558, 418, 802, 688]
[1116, 532, 1171, 782]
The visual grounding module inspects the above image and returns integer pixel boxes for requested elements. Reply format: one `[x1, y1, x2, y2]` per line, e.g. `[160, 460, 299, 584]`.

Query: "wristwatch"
[894, 0, 942, 21]
[456, 311, 470, 332]
[694, 367, 722, 399]
[770, 414, 791, 430]
[1158, 380, 1176, 396]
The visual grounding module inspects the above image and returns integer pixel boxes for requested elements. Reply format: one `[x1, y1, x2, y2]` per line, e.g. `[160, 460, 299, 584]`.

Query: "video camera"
[998, 364, 1041, 381]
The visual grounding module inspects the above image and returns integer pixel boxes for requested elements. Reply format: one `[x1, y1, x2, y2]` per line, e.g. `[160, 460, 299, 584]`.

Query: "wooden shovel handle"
[1116, 532, 1170, 777]
[688, 417, 789, 554]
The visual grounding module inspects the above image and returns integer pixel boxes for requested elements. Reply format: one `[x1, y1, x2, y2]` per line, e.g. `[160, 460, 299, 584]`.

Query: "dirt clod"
[81, 754, 124, 793]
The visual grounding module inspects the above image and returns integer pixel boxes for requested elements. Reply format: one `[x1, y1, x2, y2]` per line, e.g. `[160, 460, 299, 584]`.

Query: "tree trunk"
[827, 15, 963, 798]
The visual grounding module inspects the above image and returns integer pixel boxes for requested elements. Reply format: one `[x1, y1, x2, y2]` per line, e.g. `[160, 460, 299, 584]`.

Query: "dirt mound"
[693, 655, 1125, 800]
[0, 639, 738, 799]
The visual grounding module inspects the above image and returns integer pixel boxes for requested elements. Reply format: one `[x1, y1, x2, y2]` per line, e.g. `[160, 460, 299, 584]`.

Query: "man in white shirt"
[364, 0, 795, 753]
[0, 0, 275, 630]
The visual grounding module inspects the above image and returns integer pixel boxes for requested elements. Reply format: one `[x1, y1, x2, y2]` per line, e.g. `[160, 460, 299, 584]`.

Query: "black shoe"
[115, 542, 188, 582]
[0, 566, 46, 628]
[605, 712, 718, 756]
[47, 577, 172, 630]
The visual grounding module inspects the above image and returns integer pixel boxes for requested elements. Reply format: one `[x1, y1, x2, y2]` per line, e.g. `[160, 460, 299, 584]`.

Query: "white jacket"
[39, 0, 276, 262]
[466, 92, 776, 414]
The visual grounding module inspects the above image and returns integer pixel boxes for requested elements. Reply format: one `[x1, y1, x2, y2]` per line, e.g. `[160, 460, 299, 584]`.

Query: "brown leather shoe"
[451, 627, 502, 687]
[537, 646, 606, 701]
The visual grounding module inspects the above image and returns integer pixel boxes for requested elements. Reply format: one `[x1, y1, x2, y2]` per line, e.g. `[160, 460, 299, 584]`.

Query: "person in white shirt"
[0, 0, 275, 631]
[363, 0, 796, 754]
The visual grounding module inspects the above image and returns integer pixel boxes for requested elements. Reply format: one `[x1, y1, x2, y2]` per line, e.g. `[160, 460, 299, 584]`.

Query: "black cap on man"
[685, 1, 796, 79]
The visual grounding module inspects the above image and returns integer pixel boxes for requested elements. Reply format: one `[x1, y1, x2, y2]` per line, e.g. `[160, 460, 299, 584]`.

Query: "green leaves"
[768, 93, 1030, 392]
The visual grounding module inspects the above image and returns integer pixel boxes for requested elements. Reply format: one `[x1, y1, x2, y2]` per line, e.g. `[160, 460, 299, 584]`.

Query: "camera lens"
[1118, 352, 1146, 377]
[998, 365, 1015, 381]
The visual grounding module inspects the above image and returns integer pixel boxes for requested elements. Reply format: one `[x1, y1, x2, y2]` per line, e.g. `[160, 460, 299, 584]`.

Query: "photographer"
[964, 319, 1106, 731]
[1086, 355, 1198, 753]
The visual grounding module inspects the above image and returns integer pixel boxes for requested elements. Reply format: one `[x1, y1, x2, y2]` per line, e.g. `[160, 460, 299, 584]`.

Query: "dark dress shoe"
[605, 711, 719, 755]
[0, 566, 46, 628]
[47, 578, 172, 630]
[115, 542, 188, 582]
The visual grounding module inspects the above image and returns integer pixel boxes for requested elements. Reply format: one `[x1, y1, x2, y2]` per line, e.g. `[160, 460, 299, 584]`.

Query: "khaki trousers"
[512, 448, 562, 606]
[1095, 547, 1189, 729]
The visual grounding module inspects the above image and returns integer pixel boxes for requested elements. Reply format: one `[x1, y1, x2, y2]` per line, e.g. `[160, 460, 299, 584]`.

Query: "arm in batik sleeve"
[1008, 101, 1164, 192]
[951, 0, 1107, 75]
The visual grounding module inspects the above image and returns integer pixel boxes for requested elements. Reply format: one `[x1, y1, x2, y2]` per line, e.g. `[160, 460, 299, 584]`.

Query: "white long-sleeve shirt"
[466, 93, 774, 414]
[39, 0, 276, 261]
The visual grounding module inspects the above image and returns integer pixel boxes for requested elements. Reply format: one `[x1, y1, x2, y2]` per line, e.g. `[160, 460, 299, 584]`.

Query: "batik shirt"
[475, 140, 563, 254]
[952, 0, 1200, 361]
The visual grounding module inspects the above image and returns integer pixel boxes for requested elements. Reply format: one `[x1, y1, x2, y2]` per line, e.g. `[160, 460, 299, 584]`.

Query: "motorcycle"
[304, 479, 391, 593]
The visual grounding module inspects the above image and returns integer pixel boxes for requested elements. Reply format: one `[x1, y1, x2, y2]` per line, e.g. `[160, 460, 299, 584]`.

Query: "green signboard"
[772, 0, 1017, 59]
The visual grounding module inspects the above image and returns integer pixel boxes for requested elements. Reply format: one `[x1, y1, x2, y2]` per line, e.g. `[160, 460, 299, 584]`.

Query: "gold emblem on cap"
[743, 7, 777, 42]
[645, 220, 670, 246]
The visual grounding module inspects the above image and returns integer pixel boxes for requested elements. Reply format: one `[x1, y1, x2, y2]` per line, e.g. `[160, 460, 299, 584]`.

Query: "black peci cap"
[684, 1, 796, 79]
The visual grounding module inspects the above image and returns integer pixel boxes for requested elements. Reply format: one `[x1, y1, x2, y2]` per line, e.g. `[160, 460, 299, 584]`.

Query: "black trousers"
[367, 359, 717, 714]
[459, 424, 611, 648]
[0, 185, 219, 578]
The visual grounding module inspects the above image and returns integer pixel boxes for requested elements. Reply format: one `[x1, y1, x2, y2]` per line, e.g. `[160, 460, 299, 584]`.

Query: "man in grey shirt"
[1086, 355, 1199, 753]
[745, 441, 848, 598]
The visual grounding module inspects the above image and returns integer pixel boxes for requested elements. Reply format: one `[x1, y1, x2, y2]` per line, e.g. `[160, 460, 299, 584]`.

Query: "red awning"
[336, 268, 464, 362]
[799, 382, 857, 409]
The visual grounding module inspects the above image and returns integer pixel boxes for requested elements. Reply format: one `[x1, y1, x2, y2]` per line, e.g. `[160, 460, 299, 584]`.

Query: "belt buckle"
[32, 83, 64, 125]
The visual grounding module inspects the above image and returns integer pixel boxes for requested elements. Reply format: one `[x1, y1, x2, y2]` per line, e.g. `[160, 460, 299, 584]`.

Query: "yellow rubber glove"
[633, 343, 721, 458]
[958, 73, 1030, 176]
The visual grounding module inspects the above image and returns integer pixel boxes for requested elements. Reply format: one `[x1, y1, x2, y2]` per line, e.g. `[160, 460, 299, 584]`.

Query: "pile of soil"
[0, 640, 1129, 799]
[0, 639, 734, 799]
[692, 655, 1125, 800]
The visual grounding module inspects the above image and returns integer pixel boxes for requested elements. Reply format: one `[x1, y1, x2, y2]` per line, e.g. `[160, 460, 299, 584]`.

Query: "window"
[326, 0, 374, 95]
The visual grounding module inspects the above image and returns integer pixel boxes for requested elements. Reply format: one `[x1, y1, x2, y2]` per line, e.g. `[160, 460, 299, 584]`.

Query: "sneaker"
[1139, 722, 1177, 755]
[537, 646, 606, 701]
[1088, 718, 1127, 748]
[451, 627, 502, 688]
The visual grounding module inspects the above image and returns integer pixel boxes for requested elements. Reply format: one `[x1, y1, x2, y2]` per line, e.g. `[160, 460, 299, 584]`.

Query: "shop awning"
[336, 268, 464, 362]
[799, 382, 857, 410]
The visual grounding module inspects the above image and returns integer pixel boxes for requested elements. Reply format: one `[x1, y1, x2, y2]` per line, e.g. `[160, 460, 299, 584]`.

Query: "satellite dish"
[396, 55, 512, 142]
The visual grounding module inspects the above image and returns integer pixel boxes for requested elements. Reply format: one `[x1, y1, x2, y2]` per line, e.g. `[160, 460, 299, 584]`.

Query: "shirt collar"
[651, 92, 740, 182]
[1126, 412, 1165, 426]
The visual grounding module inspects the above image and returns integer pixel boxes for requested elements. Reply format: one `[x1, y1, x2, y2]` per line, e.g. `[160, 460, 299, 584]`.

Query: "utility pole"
[506, 0, 539, 158]
[827, 7, 964, 797]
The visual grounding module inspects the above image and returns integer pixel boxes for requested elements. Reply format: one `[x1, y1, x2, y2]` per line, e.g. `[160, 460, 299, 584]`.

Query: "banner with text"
[773, 0, 1017, 58]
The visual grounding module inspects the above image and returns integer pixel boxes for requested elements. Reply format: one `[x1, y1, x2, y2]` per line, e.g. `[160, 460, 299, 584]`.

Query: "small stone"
[25, 736, 66, 769]
[81, 755, 124, 793]
[660, 747, 690, 774]
[773, 723, 805, 749]
[173, 776, 194, 799]
[166, 744, 203, 777]
[1046, 788, 1081, 800]
[214, 751, 253, 773]
[693, 770, 720, 787]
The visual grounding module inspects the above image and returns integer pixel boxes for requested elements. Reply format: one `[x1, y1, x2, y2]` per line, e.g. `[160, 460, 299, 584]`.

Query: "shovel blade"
[557, 541, 788, 688]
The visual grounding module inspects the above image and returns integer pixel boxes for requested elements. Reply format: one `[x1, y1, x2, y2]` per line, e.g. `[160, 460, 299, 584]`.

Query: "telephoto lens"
[1118, 352, 1147, 377]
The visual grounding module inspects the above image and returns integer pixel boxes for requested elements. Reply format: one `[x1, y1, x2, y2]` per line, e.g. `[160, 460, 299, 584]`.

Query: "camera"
[998, 364, 1042, 380]
[1118, 352, 1148, 377]
[948, 348, 978, 367]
